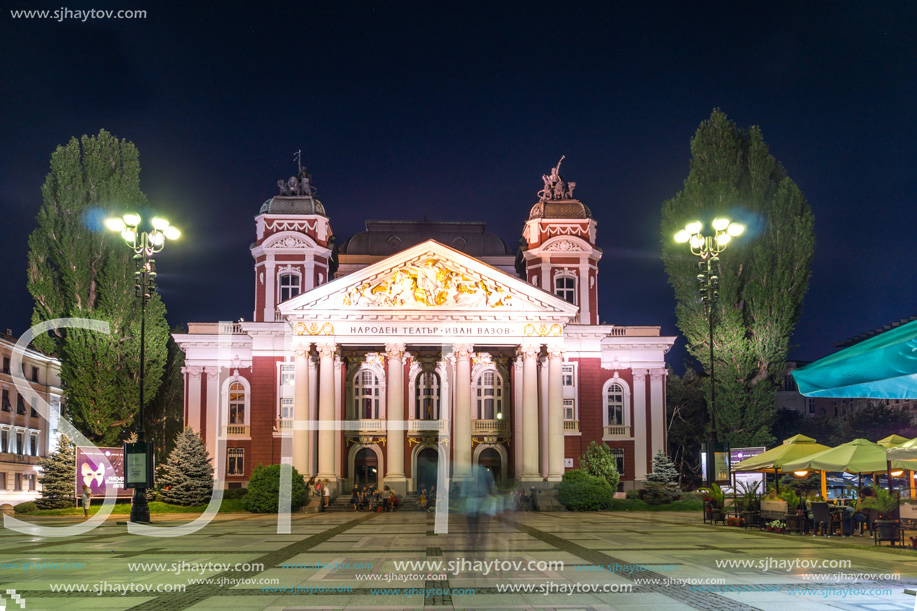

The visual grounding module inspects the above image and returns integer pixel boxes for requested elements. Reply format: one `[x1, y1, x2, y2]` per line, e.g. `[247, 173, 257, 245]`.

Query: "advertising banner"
[74, 447, 133, 498]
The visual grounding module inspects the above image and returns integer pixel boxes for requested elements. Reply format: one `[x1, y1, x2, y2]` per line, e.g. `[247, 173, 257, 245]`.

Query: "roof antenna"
[294, 149, 302, 174]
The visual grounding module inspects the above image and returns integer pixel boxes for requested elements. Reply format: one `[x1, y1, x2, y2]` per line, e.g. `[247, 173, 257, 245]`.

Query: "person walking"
[350, 485, 360, 512]
[322, 479, 330, 508]
[81, 484, 92, 518]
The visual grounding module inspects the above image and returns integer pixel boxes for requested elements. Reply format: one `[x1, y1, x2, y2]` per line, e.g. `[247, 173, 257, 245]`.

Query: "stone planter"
[875, 520, 899, 542]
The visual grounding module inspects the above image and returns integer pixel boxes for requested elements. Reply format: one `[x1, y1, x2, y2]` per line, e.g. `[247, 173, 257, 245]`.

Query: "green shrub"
[681, 490, 705, 501]
[14, 501, 37, 514]
[243, 464, 307, 513]
[222, 487, 249, 500]
[625, 488, 642, 500]
[558, 469, 614, 511]
[578, 441, 621, 490]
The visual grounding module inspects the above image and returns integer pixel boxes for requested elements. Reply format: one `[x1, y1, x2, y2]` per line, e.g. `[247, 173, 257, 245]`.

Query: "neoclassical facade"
[175, 161, 674, 494]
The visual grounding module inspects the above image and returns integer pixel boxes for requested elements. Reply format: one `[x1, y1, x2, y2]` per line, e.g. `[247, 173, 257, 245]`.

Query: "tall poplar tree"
[27, 130, 170, 446]
[661, 110, 815, 447]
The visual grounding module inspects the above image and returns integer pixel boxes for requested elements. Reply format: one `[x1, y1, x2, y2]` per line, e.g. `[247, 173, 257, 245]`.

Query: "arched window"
[474, 371, 503, 420]
[353, 369, 381, 419]
[278, 272, 301, 303]
[229, 382, 246, 424]
[554, 272, 577, 304]
[415, 372, 440, 420]
[605, 383, 625, 426]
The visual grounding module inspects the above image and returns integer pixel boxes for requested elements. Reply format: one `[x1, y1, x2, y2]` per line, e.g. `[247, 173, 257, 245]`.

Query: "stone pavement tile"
[184, 595, 284, 608]
[345, 592, 425, 607]
[24, 598, 154, 610]
[450, 592, 528, 606]
[521, 592, 605, 606]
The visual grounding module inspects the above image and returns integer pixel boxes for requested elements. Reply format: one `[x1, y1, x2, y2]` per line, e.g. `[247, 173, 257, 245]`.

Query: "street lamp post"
[674, 218, 744, 484]
[105, 214, 180, 523]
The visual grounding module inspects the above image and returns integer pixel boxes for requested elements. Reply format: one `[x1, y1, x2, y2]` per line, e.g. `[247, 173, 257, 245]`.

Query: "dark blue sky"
[2, 2, 915, 366]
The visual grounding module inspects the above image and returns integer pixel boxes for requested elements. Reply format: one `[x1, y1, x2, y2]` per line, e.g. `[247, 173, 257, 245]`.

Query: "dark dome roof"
[259, 196, 326, 216]
[528, 199, 592, 220]
[342, 220, 511, 256]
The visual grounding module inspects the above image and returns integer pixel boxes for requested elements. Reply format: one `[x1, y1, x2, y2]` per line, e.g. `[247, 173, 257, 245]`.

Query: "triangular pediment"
[279, 240, 578, 318]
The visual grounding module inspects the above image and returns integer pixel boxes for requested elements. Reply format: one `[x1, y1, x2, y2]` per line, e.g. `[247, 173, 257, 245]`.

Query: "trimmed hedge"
[243, 464, 307, 513]
[14, 501, 37, 514]
[558, 469, 614, 511]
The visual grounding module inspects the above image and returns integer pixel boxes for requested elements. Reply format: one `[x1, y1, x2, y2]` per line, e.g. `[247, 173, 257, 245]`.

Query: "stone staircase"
[325, 492, 427, 512]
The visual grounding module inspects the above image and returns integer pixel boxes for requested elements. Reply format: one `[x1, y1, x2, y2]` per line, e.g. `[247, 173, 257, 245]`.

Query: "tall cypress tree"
[661, 110, 815, 447]
[36, 435, 76, 509]
[27, 130, 170, 445]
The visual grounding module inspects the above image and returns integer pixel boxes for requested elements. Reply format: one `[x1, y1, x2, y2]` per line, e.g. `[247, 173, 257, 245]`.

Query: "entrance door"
[478, 447, 501, 484]
[416, 447, 438, 491]
[354, 448, 378, 486]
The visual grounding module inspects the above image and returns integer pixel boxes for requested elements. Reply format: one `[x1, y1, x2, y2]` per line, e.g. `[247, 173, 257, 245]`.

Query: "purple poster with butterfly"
[74, 447, 133, 498]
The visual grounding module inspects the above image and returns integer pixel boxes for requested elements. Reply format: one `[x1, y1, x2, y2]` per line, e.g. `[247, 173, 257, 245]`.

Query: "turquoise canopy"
[792, 319, 917, 399]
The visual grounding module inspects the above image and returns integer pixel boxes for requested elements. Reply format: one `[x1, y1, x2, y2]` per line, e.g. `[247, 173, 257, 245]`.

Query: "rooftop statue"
[277, 150, 318, 197]
[538, 155, 576, 202]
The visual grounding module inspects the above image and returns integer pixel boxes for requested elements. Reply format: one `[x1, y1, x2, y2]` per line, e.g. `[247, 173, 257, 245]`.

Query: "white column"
[650, 368, 667, 460]
[316, 342, 337, 489]
[182, 366, 202, 433]
[547, 343, 565, 481]
[385, 343, 407, 493]
[452, 343, 473, 482]
[632, 368, 648, 482]
[264, 259, 276, 322]
[520, 342, 541, 482]
[512, 356, 523, 478]
[292, 342, 310, 476]
[333, 354, 343, 479]
[539, 356, 549, 477]
[204, 366, 221, 467]
[308, 356, 318, 476]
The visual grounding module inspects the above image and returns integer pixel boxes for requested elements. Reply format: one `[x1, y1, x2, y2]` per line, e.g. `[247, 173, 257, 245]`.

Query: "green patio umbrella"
[877, 434, 909, 448]
[782, 438, 888, 474]
[732, 434, 830, 472]
[886, 437, 917, 462]
[791, 319, 917, 399]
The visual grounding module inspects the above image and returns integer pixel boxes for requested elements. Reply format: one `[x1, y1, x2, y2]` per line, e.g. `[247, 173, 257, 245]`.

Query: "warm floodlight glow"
[891, 470, 904, 477]
[122, 213, 141, 227]
[685, 221, 702, 235]
[674, 230, 691, 243]
[712, 218, 730, 231]
[150, 231, 165, 247]
[104, 217, 126, 232]
[727, 223, 745, 236]
[164, 226, 181, 240]
[716, 233, 731, 246]
[121, 228, 136, 243]
[689, 235, 704, 249]
[793, 471, 808, 477]
[151, 217, 170, 231]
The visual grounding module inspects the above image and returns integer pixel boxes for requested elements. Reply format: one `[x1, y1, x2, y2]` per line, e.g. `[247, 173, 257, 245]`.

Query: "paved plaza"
[0, 510, 915, 610]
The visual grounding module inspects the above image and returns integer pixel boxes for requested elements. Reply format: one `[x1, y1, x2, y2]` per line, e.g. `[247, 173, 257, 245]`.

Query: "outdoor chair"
[810, 502, 841, 537]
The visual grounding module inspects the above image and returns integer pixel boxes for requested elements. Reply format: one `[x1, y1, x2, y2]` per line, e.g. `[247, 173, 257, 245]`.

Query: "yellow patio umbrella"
[732, 434, 831, 494]
[783, 438, 889, 498]
[877, 434, 909, 448]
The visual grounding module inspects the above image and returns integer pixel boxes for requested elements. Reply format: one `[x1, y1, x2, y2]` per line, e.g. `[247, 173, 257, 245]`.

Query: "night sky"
[2, 2, 916, 368]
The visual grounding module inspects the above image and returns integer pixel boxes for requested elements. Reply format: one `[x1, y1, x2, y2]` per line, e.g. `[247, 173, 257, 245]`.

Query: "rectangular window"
[279, 273, 301, 303]
[31, 367, 38, 383]
[0, 472, 5, 489]
[0, 430, 7, 453]
[16, 432, 24, 454]
[280, 398, 294, 419]
[807, 398, 815, 414]
[28, 473, 36, 491]
[610, 448, 625, 476]
[14, 473, 22, 491]
[30, 398, 38, 418]
[563, 399, 575, 421]
[30, 435, 38, 456]
[279, 363, 295, 387]
[16, 394, 26, 415]
[1, 389, 10, 412]
[554, 275, 576, 304]
[562, 365, 574, 387]
[227, 448, 244, 476]
[2, 356, 9, 374]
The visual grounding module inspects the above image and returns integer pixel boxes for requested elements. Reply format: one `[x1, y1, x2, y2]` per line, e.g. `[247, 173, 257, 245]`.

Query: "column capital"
[203, 366, 222, 379]
[316, 342, 337, 359]
[650, 367, 667, 380]
[293, 340, 311, 358]
[452, 343, 473, 360]
[519, 342, 540, 360]
[181, 366, 203, 379]
[384, 342, 406, 361]
[632, 368, 648, 382]
[546, 343, 565, 360]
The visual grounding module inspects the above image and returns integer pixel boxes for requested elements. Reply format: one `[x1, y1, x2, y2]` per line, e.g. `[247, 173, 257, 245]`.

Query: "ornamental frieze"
[341, 258, 512, 309]
[293, 322, 334, 336]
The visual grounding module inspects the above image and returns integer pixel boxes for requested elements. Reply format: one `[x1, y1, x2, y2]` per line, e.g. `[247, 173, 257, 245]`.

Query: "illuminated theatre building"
[175, 161, 675, 496]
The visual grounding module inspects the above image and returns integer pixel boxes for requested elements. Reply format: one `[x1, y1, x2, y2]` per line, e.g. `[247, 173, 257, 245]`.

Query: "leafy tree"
[36, 435, 76, 509]
[244, 464, 308, 513]
[666, 365, 705, 489]
[577, 441, 620, 491]
[159, 428, 214, 506]
[27, 130, 169, 446]
[643, 451, 681, 504]
[661, 109, 815, 447]
[558, 469, 613, 511]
